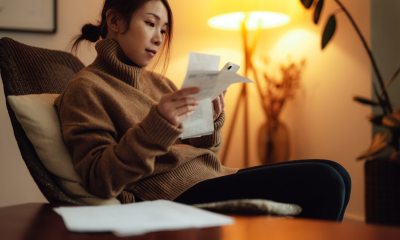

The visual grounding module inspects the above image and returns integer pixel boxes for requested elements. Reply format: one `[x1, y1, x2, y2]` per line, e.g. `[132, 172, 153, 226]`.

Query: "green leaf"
[382, 111, 400, 128]
[313, 0, 324, 24]
[372, 82, 389, 114]
[353, 96, 380, 106]
[321, 15, 336, 49]
[300, 0, 314, 9]
[356, 133, 389, 160]
[369, 114, 384, 126]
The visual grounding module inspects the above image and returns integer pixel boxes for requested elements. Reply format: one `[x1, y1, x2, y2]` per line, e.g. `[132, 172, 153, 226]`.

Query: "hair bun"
[81, 24, 101, 42]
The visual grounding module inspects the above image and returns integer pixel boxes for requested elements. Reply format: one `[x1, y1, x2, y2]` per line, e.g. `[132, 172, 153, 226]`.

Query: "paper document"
[180, 52, 252, 139]
[54, 200, 233, 237]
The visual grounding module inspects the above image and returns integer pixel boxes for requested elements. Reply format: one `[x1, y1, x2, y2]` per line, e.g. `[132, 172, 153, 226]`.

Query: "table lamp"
[208, 0, 291, 166]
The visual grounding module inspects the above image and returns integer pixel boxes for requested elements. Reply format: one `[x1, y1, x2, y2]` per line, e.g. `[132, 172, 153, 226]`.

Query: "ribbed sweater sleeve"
[56, 78, 182, 199]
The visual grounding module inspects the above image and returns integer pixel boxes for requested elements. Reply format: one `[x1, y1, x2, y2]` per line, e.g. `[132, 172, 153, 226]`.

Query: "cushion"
[194, 199, 302, 216]
[7, 93, 119, 205]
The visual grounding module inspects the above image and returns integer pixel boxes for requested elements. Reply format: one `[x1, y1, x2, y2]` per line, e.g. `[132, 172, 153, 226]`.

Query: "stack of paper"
[180, 52, 252, 139]
[54, 200, 234, 237]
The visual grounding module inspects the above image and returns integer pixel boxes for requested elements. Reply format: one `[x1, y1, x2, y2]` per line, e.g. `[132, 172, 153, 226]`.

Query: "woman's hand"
[212, 91, 226, 120]
[157, 87, 199, 127]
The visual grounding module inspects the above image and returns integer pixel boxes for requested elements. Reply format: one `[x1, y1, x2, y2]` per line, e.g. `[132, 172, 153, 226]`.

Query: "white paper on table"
[53, 200, 233, 237]
[180, 52, 252, 139]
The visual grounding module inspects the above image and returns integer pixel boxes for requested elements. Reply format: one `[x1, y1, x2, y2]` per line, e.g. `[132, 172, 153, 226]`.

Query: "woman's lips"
[146, 49, 156, 57]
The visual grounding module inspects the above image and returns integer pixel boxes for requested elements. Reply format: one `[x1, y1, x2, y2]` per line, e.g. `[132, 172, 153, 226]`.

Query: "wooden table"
[1, 203, 400, 240]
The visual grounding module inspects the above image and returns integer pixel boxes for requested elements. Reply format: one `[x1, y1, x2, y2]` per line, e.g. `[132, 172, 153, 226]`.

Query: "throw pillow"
[7, 93, 119, 205]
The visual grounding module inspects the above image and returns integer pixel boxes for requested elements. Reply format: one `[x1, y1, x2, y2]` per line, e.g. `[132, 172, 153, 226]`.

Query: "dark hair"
[72, 0, 173, 70]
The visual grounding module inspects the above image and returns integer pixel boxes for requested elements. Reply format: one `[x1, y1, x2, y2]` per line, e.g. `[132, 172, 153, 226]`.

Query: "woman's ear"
[106, 9, 124, 34]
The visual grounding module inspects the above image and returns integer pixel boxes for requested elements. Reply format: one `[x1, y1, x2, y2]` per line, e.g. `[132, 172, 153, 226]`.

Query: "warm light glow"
[268, 29, 318, 60]
[208, 11, 290, 31]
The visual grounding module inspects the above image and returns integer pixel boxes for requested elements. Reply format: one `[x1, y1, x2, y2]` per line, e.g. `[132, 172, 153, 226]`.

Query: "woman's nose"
[152, 31, 162, 46]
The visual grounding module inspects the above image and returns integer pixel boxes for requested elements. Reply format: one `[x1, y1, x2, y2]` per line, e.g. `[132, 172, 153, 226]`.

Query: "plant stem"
[334, 0, 393, 113]
[385, 64, 400, 89]
[372, 82, 387, 115]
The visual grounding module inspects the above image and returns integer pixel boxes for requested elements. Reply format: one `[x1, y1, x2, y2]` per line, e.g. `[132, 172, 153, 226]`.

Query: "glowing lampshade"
[209, 12, 289, 30]
[208, 0, 292, 31]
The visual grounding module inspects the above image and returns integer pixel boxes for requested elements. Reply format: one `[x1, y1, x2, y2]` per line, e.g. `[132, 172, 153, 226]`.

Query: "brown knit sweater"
[55, 39, 237, 203]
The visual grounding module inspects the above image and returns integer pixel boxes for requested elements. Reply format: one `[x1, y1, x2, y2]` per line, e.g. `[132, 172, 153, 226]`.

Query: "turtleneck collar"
[90, 38, 143, 88]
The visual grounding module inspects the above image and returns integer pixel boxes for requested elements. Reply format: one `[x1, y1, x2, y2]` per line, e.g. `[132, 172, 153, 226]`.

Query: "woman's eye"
[145, 21, 155, 27]
[161, 29, 167, 35]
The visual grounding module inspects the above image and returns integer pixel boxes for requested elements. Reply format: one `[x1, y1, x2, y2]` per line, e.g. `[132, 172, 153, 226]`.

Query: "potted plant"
[257, 58, 305, 164]
[299, 0, 400, 225]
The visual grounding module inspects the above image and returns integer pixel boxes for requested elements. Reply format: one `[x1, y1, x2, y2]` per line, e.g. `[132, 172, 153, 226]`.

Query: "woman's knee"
[317, 160, 351, 183]
[309, 163, 348, 220]
[311, 160, 351, 204]
[291, 159, 351, 195]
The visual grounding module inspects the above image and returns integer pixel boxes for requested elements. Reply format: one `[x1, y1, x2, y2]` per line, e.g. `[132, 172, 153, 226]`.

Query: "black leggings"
[175, 159, 351, 221]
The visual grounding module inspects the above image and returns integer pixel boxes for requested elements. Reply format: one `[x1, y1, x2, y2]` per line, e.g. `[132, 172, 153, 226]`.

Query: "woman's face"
[113, 0, 168, 67]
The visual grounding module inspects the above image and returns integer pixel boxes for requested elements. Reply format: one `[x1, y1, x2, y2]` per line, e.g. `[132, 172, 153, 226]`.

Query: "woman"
[56, 0, 351, 221]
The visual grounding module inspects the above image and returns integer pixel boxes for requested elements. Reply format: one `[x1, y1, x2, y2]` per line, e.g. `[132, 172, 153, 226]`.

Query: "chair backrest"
[0, 37, 85, 205]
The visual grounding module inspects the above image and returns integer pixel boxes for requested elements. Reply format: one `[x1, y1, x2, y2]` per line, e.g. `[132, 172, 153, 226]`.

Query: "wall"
[0, 0, 373, 221]
[372, 0, 400, 107]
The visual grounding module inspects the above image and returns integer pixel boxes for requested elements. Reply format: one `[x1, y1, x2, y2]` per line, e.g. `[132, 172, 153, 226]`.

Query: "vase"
[258, 120, 290, 164]
[365, 159, 400, 226]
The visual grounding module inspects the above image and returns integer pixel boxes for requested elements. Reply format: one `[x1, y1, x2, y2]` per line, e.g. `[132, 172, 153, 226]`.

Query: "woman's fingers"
[213, 97, 220, 114]
[219, 94, 225, 109]
[169, 87, 199, 101]
[174, 97, 198, 109]
[212, 93, 225, 119]
[157, 87, 200, 126]
[213, 91, 226, 120]
[165, 102, 197, 126]
[175, 104, 197, 116]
